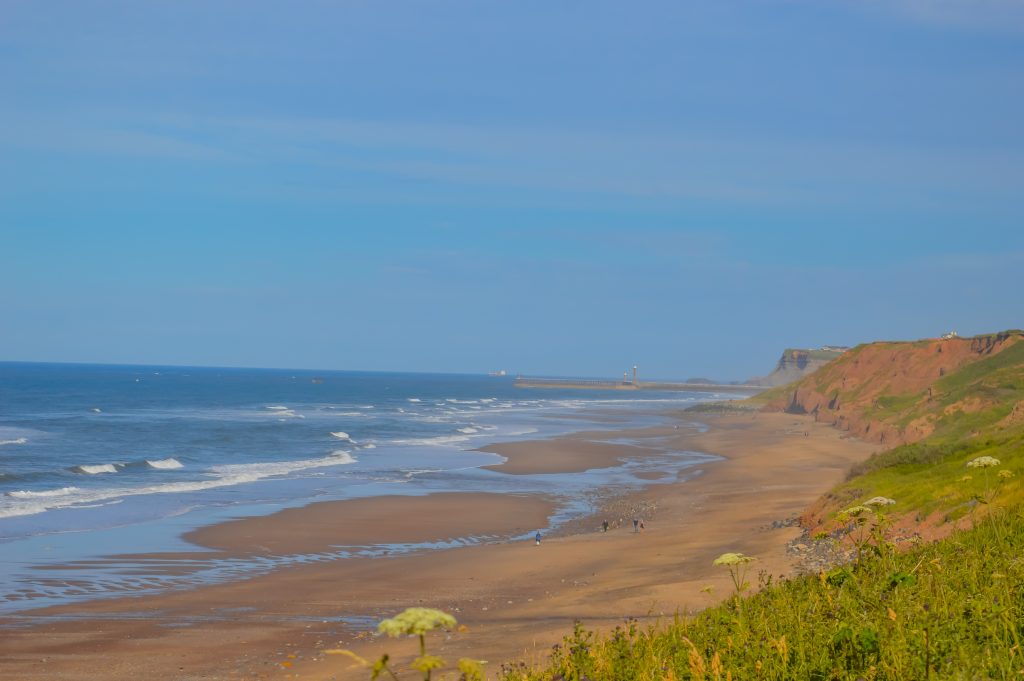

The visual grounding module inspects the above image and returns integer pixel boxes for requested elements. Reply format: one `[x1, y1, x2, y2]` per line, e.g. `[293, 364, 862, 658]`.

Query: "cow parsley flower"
[998, 469, 1014, 479]
[841, 505, 871, 517]
[967, 456, 1000, 468]
[377, 608, 457, 637]
[713, 552, 756, 566]
[864, 496, 896, 507]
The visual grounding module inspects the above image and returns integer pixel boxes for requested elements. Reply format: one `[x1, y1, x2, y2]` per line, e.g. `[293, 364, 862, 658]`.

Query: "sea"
[0, 362, 735, 616]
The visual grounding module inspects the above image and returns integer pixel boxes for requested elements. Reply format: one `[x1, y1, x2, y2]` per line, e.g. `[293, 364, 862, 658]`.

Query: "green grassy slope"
[816, 337, 1024, 521]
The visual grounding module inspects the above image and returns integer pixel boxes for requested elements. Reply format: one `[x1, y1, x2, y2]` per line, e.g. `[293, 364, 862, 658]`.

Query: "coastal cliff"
[749, 347, 847, 387]
[757, 330, 1024, 446]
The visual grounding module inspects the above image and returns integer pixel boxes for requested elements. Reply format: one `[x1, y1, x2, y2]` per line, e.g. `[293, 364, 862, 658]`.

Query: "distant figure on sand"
[633, 518, 639, 533]
[639, 519, 645, 533]
[602, 520, 609, 533]
[535, 531, 542, 546]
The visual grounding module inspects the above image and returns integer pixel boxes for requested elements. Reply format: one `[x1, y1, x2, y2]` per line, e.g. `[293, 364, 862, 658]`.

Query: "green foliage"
[503, 509, 1024, 680]
[847, 440, 976, 479]
[834, 432, 1024, 519]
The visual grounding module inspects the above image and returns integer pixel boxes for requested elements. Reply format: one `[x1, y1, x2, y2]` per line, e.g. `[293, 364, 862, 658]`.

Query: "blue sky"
[1, 1, 1022, 380]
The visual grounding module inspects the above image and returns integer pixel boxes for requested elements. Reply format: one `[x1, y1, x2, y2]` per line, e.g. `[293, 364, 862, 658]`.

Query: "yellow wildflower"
[687, 644, 706, 677]
[999, 469, 1014, 479]
[411, 654, 445, 674]
[711, 650, 723, 679]
[775, 635, 788, 659]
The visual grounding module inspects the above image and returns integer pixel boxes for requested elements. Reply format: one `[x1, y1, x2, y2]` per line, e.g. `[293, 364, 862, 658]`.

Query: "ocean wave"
[146, 458, 184, 470]
[265, 405, 302, 418]
[330, 431, 353, 442]
[361, 443, 377, 449]
[391, 434, 471, 447]
[208, 451, 357, 479]
[8, 487, 79, 499]
[407, 398, 421, 402]
[0, 453, 358, 519]
[329, 450, 357, 463]
[0, 437, 28, 446]
[457, 427, 479, 434]
[73, 463, 120, 475]
[70, 499, 125, 509]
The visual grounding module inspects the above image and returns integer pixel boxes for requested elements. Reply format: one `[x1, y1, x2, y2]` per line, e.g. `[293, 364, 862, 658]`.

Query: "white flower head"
[841, 505, 872, 517]
[378, 608, 457, 638]
[967, 456, 1000, 468]
[864, 496, 896, 507]
[713, 552, 756, 566]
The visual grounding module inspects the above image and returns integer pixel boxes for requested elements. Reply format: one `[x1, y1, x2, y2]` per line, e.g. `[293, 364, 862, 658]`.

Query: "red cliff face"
[761, 332, 1024, 446]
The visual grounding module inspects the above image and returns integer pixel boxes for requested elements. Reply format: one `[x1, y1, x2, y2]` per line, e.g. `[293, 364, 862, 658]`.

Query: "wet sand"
[185, 492, 556, 555]
[0, 412, 876, 681]
[478, 438, 655, 475]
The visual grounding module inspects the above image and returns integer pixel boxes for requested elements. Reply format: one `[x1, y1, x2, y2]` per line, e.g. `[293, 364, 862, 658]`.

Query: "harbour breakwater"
[513, 376, 765, 393]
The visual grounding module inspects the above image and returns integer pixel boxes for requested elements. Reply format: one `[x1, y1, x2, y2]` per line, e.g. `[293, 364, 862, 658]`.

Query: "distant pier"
[513, 376, 766, 393]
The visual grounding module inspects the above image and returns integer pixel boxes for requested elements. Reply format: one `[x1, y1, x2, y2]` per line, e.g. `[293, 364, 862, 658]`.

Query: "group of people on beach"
[535, 517, 645, 545]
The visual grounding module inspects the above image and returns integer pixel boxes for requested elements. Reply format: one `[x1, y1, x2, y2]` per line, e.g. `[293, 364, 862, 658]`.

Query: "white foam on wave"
[8, 487, 79, 499]
[361, 443, 377, 449]
[330, 431, 353, 442]
[74, 464, 119, 475]
[392, 434, 471, 447]
[0, 452, 358, 519]
[72, 499, 125, 509]
[407, 398, 421, 402]
[265, 406, 302, 418]
[147, 458, 184, 470]
[0, 437, 28, 446]
[457, 427, 479, 434]
[328, 450, 357, 463]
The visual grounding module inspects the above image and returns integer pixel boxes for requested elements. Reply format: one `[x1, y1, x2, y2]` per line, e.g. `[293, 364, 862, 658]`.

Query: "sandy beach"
[0, 411, 875, 681]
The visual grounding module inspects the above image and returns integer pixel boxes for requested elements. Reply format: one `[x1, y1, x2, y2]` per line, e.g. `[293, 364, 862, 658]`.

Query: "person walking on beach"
[639, 519, 645, 533]
[602, 520, 609, 533]
[535, 531, 542, 546]
[633, 518, 639, 533]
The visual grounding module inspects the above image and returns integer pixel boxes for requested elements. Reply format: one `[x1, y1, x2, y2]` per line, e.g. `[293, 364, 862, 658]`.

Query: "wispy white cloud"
[0, 113, 233, 161]
[2, 109, 1022, 210]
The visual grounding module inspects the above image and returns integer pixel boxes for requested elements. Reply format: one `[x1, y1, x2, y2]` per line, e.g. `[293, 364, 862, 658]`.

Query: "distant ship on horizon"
[488, 369, 507, 377]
